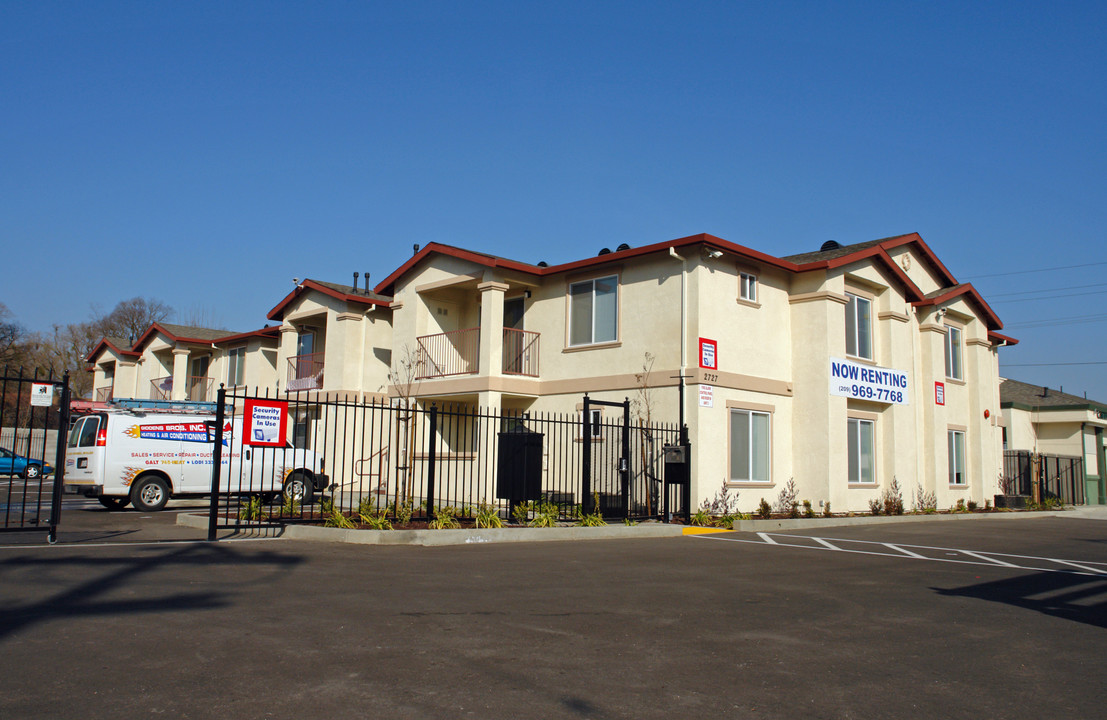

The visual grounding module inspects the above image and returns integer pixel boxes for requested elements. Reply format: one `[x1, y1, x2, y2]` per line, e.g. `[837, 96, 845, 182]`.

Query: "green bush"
[429, 506, 461, 530]
[757, 498, 772, 519]
[474, 503, 503, 529]
[238, 495, 265, 521]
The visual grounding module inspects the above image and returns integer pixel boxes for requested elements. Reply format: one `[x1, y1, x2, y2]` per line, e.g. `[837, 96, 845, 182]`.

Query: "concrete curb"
[177, 507, 1092, 546]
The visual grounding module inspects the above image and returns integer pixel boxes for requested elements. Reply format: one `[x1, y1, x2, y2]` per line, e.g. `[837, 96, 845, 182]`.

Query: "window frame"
[227, 346, 246, 387]
[948, 429, 967, 486]
[944, 323, 963, 381]
[847, 417, 876, 485]
[845, 292, 873, 361]
[728, 408, 772, 483]
[567, 274, 619, 347]
[739, 272, 758, 303]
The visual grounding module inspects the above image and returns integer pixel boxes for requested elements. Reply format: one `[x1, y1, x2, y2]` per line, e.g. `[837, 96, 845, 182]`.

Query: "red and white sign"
[699, 384, 714, 408]
[699, 338, 718, 370]
[243, 399, 289, 447]
[935, 382, 945, 406]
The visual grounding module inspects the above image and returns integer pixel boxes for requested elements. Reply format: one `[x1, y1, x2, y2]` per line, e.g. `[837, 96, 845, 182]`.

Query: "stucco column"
[171, 348, 190, 401]
[478, 282, 509, 379]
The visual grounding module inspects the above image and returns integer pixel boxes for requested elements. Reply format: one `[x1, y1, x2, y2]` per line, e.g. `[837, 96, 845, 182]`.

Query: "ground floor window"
[729, 409, 770, 482]
[847, 418, 875, 484]
[948, 430, 966, 485]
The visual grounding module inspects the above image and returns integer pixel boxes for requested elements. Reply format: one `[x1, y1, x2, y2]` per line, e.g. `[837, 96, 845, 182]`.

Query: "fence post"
[582, 395, 592, 515]
[680, 423, 691, 523]
[426, 404, 438, 518]
[207, 385, 226, 541]
[47, 372, 71, 545]
[620, 398, 630, 520]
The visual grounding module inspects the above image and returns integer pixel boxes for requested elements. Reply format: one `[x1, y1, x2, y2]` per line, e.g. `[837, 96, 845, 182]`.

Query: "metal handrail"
[503, 328, 540, 376]
[415, 328, 479, 379]
[287, 352, 325, 391]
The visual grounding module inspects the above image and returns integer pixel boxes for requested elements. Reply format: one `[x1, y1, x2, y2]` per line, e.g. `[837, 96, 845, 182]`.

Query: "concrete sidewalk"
[176, 504, 1105, 546]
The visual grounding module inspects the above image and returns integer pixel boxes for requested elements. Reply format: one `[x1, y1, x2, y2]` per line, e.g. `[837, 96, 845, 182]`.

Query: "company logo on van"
[125, 423, 209, 443]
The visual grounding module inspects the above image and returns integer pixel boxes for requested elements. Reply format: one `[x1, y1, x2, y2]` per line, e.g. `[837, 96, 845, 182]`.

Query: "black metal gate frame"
[0, 370, 71, 544]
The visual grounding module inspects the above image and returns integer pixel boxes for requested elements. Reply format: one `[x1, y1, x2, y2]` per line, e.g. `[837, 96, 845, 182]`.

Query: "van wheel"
[98, 496, 130, 511]
[22, 464, 42, 480]
[132, 476, 170, 512]
[283, 472, 313, 505]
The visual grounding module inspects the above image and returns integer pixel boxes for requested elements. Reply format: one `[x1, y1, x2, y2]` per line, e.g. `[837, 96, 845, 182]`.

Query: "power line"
[1005, 312, 1107, 329]
[1001, 361, 1107, 367]
[964, 259, 1107, 280]
[987, 281, 1107, 299]
[991, 289, 1107, 304]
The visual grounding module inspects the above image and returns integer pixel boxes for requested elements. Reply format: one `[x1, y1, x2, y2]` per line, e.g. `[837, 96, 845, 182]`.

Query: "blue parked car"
[0, 447, 53, 479]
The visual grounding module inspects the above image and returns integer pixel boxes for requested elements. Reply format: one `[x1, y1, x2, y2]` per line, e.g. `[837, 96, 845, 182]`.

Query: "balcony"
[416, 328, 479, 380]
[287, 352, 325, 392]
[413, 327, 541, 380]
[94, 385, 114, 402]
[188, 376, 213, 402]
[503, 328, 539, 376]
[150, 376, 173, 401]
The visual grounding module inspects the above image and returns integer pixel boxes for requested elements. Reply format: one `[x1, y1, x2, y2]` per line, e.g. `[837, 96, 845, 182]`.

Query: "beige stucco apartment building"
[88, 231, 1017, 513]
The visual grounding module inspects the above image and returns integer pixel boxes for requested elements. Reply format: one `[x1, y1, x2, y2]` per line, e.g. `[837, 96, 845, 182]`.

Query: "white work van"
[63, 408, 327, 511]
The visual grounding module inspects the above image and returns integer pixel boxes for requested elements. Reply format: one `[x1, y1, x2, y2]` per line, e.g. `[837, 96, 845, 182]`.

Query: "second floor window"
[944, 324, 963, 381]
[227, 347, 246, 387]
[569, 276, 618, 346]
[845, 293, 872, 360]
[740, 272, 758, 303]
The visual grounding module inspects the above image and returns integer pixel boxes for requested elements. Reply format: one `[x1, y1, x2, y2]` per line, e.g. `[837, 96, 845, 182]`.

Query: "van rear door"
[64, 415, 105, 487]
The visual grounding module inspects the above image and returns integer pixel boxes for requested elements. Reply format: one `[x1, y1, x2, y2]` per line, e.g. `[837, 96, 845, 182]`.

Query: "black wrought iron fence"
[1002, 450, 1086, 505]
[208, 386, 681, 534]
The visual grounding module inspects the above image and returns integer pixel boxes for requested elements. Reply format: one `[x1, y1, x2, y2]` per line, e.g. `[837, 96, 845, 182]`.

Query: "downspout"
[669, 248, 687, 431]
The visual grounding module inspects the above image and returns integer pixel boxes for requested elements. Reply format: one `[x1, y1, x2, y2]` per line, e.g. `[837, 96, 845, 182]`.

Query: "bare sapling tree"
[632, 351, 657, 514]
[388, 344, 424, 503]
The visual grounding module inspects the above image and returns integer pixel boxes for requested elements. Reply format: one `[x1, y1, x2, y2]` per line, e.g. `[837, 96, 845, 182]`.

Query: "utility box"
[496, 431, 544, 506]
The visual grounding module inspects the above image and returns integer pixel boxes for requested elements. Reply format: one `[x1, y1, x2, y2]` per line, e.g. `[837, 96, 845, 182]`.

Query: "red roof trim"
[212, 326, 280, 345]
[374, 235, 803, 295]
[988, 331, 1018, 346]
[86, 337, 141, 363]
[911, 283, 1003, 331]
[131, 322, 215, 352]
[267, 279, 391, 321]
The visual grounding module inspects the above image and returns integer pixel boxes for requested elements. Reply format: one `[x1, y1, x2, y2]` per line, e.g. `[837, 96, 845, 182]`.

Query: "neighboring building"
[1000, 378, 1107, 505]
[86, 231, 1023, 513]
[87, 337, 141, 402]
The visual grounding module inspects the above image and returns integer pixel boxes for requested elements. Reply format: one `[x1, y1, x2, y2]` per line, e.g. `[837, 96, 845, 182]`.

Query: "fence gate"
[1, 369, 70, 543]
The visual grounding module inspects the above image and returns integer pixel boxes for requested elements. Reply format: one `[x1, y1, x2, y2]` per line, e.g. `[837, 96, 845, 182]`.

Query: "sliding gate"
[1, 369, 71, 543]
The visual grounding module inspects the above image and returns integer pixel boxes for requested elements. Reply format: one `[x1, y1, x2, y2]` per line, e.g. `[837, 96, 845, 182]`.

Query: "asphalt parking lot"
[2, 497, 1105, 719]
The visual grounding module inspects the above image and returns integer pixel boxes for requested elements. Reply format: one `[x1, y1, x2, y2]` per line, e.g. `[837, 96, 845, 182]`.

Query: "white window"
[740, 272, 758, 303]
[847, 418, 875, 484]
[944, 324, 963, 381]
[227, 347, 246, 387]
[948, 430, 966, 485]
[846, 293, 872, 360]
[569, 276, 618, 346]
[579, 409, 603, 440]
[729, 409, 770, 482]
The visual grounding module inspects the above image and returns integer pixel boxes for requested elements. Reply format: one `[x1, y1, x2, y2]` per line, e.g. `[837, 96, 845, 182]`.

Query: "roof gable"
[267, 279, 391, 322]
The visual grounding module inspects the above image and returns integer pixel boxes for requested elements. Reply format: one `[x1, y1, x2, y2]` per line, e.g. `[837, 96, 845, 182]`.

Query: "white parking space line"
[692, 532, 1107, 577]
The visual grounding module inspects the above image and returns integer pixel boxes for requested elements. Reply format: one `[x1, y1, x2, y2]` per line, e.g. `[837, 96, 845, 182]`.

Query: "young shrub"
[238, 495, 265, 521]
[967, 500, 978, 512]
[511, 501, 533, 526]
[474, 503, 503, 529]
[954, 498, 966, 513]
[280, 493, 301, 517]
[715, 513, 738, 530]
[881, 477, 905, 516]
[393, 499, 414, 526]
[772, 478, 799, 517]
[321, 498, 356, 529]
[912, 483, 937, 514]
[822, 501, 832, 518]
[577, 494, 607, 527]
[691, 508, 713, 527]
[868, 498, 883, 516]
[700, 479, 740, 518]
[802, 500, 815, 518]
[429, 506, 461, 530]
[529, 500, 560, 528]
[984, 498, 992, 512]
[757, 498, 772, 519]
[357, 498, 392, 530]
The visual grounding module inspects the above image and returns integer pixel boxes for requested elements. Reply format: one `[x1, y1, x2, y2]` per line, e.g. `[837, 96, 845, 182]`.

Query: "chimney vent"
[364, 271, 370, 294]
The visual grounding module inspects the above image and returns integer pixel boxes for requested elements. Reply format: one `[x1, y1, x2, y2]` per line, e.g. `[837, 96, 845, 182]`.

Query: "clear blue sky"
[3, 1, 1105, 398]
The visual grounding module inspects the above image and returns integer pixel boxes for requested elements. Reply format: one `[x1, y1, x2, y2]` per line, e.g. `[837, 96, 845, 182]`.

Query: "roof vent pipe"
[353, 271, 359, 290]
[413, 243, 420, 255]
[364, 271, 370, 294]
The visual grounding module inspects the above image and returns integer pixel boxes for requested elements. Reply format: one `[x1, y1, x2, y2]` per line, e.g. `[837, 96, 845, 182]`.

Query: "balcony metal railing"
[94, 385, 114, 402]
[188, 375, 213, 402]
[150, 376, 173, 401]
[416, 328, 479, 379]
[503, 328, 540, 377]
[287, 352, 325, 392]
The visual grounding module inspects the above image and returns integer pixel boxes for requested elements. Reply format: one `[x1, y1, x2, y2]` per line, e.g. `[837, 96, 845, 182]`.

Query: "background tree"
[0, 302, 28, 369]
